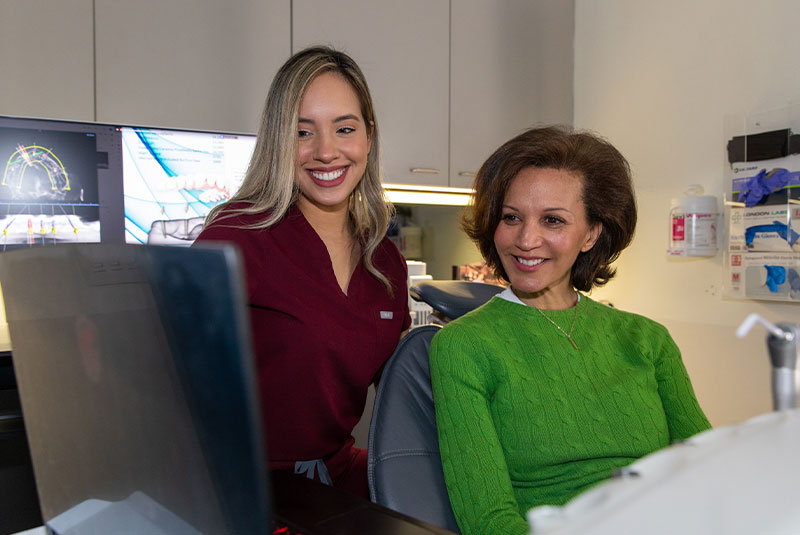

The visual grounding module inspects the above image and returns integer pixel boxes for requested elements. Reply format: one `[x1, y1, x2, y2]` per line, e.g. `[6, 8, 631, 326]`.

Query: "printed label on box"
[728, 205, 800, 252]
[726, 252, 800, 301]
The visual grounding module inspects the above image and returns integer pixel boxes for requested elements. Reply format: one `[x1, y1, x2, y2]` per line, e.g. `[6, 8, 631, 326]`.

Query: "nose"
[313, 131, 337, 163]
[516, 221, 542, 250]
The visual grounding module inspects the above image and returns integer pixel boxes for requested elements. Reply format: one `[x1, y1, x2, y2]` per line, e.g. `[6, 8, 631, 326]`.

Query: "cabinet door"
[94, 0, 291, 133]
[450, 0, 574, 188]
[0, 0, 94, 120]
[293, 1, 449, 186]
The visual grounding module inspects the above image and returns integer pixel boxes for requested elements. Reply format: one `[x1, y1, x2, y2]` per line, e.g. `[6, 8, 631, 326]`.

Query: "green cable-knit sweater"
[429, 294, 711, 535]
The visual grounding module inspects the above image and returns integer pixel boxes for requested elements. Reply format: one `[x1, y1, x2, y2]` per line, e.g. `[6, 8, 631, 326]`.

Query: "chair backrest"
[410, 281, 504, 321]
[367, 324, 460, 533]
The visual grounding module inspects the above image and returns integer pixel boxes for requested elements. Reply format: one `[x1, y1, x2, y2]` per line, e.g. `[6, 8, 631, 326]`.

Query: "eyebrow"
[298, 114, 362, 124]
[502, 204, 569, 211]
[501, 204, 572, 215]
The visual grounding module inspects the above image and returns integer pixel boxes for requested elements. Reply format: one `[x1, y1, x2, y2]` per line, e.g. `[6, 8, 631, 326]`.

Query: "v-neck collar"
[288, 204, 361, 299]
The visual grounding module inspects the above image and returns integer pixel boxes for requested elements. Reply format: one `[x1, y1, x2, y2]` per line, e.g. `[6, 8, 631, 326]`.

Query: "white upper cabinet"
[94, 0, 291, 133]
[1, 0, 573, 188]
[295, 0, 574, 189]
[449, 0, 574, 189]
[0, 0, 95, 121]
[293, 1, 450, 186]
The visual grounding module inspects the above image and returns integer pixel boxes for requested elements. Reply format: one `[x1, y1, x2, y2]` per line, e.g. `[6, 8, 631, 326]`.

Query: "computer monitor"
[0, 117, 258, 250]
[0, 115, 124, 248]
[0, 243, 271, 534]
[121, 127, 256, 246]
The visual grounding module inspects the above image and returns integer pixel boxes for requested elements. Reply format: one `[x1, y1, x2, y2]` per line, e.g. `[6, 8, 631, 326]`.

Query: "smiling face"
[493, 166, 602, 309]
[294, 71, 373, 216]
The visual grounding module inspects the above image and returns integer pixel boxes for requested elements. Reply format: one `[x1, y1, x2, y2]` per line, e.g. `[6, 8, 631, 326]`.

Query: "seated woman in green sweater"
[429, 126, 711, 535]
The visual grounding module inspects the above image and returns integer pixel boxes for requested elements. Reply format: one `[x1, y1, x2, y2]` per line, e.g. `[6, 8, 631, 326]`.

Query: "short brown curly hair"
[462, 126, 637, 292]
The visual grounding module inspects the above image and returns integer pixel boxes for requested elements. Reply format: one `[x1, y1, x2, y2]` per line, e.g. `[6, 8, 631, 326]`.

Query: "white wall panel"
[95, 0, 290, 133]
[574, 0, 800, 426]
[0, 0, 94, 120]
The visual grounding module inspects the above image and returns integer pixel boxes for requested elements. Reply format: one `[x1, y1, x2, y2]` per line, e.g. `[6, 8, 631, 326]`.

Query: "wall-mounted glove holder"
[722, 104, 800, 303]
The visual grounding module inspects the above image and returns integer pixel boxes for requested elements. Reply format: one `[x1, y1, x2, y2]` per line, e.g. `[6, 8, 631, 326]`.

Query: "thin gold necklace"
[533, 293, 580, 350]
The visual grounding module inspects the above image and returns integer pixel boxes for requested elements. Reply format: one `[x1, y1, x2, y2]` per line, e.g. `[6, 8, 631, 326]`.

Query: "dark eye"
[338, 126, 355, 134]
[298, 129, 312, 138]
[501, 213, 520, 223]
[544, 216, 565, 225]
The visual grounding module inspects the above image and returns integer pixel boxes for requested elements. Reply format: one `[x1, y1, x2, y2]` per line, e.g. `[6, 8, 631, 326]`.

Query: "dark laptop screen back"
[0, 243, 270, 534]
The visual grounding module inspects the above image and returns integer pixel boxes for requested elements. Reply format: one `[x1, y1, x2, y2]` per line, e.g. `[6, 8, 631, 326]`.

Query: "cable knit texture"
[429, 295, 711, 535]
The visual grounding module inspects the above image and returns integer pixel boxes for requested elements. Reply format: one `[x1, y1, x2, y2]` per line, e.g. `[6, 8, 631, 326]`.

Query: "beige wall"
[0, 0, 95, 120]
[574, 0, 800, 425]
[411, 205, 482, 280]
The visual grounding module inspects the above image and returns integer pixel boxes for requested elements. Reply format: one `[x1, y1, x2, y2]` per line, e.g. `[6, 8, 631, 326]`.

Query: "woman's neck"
[296, 196, 352, 242]
[296, 195, 359, 295]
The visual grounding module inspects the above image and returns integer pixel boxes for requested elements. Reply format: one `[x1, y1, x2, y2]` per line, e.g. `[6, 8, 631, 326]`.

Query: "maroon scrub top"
[195, 203, 410, 466]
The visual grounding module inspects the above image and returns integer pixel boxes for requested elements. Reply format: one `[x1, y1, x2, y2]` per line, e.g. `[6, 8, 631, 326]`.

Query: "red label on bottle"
[671, 216, 685, 241]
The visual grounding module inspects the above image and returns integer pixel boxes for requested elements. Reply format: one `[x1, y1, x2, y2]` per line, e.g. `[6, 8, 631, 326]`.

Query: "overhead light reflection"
[383, 183, 474, 206]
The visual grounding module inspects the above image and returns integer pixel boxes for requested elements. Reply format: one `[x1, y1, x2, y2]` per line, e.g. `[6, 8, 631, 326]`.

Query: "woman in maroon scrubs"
[194, 46, 410, 498]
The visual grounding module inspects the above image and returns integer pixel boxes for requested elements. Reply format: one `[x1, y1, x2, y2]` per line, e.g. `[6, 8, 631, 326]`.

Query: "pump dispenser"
[668, 185, 719, 257]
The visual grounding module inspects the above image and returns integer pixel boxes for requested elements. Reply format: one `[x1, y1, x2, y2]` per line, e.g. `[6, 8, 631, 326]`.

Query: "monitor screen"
[0, 116, 123, 248]
[0, 243, 271, 534]
[122, 127, 256, 246]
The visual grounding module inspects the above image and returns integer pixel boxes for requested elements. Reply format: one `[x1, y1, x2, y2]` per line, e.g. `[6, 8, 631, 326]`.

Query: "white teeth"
[516, 256, 544, 266]
[310, 168, 346, 181]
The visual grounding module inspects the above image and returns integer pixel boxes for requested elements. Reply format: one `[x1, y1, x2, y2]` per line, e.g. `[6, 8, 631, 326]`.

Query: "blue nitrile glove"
[764, 265, 787, 292]
[738, 168, 790, 206]
[745, 221, 800, 247]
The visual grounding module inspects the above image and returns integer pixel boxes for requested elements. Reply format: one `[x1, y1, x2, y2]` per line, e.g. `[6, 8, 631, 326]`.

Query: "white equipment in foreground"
[527, 409, 800, 535]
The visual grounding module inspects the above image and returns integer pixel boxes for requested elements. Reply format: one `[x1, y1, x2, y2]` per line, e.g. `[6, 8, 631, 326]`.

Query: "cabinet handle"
[410, 168, 440, 174]
[458, 171, 477, 177]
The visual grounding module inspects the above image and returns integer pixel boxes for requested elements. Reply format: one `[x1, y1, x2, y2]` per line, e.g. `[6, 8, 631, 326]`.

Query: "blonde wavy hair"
[206, 46, 395, 294]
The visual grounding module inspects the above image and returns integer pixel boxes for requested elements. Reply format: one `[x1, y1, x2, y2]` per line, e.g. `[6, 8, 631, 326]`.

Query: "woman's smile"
[307, 165, 349, 186]
[513, 255, 545, 269]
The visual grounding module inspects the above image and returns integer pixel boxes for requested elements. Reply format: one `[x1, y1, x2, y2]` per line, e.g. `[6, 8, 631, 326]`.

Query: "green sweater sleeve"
[430, 324, 530, 535]
[650, 324, 712, 440]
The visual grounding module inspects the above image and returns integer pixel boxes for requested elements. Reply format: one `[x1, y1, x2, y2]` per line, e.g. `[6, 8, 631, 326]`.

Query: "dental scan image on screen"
[0, 127, 102, 249]
[122, 127, 255, 246]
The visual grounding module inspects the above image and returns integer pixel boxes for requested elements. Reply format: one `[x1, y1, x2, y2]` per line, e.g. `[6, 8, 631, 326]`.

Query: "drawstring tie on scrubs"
[294, 459, 333, 485]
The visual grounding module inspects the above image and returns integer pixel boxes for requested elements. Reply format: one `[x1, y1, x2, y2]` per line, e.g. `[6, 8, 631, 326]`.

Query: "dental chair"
[367, 281, 504, 533]
[367, 324, 459, 533]
[410, 280, 504, 323]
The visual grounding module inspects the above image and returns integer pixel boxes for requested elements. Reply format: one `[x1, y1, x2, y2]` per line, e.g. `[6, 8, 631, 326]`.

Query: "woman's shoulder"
[374, 234, 403, 260]
[197, 200, 290, 237]
[194, 202, 280, 253]
[429, 299, 510, 376]
[203, 201, 271, 228]
[432, 297, 507, 344]
[371, 235, 408, 276]
[582, 296, 670, 336]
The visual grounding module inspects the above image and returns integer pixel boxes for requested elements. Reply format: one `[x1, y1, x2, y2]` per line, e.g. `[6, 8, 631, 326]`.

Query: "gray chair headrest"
[410, 281, 503, 320]
[367, 325, 459, 533]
